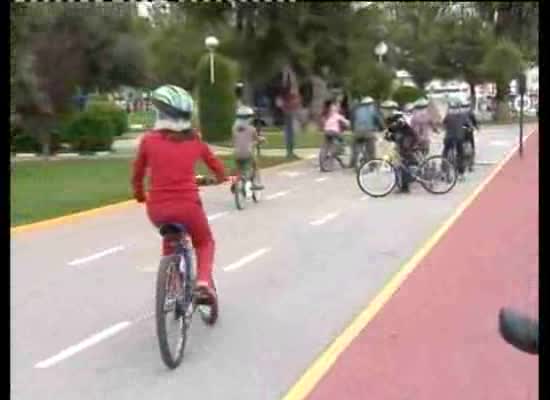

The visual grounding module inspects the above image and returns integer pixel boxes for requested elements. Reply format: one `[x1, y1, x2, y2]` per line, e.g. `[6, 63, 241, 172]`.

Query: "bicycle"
[155, 223, 218, 369]
[319, 134, 350, 172]
[356, 134, 457, 197]
[232, 145, 263, 210]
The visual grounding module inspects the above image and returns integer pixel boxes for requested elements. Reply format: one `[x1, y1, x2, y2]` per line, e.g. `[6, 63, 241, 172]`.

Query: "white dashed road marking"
[223, 248, 272, 272]
[208, 212, 229, 221]
[35, 321, 132, 368]
[310, 212, 341, 226]
[266, 191, 291, 200]
[68, 246, 125, 267]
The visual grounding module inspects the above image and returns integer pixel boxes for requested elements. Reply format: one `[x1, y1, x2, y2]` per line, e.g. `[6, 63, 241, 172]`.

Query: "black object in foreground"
[498, 308, 538, 355]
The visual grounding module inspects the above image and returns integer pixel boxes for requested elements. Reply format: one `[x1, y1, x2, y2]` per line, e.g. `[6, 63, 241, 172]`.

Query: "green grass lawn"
[216, 127, 351, 149]
[11, 155, 290, 226]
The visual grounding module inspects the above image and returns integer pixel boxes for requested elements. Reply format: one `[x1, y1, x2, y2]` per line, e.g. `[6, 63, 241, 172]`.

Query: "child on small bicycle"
[322, 99, 350, 155]
[231, 105, 265, 193]
[384, 111, 422, 193]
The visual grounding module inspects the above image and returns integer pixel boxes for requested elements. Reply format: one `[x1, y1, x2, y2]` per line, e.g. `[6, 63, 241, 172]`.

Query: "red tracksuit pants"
[146, 199, 214, 286]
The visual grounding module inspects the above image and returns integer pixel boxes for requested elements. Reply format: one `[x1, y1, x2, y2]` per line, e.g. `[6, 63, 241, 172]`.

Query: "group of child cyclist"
[131, 83, 479, 311]
[319, 95, 479, 193]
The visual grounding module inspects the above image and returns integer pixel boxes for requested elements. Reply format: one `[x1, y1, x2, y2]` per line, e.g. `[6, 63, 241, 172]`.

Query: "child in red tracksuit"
[132, 128, 226, 301]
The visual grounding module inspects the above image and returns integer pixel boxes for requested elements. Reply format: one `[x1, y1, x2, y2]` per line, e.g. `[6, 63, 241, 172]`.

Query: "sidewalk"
[307, 131, 539, 399]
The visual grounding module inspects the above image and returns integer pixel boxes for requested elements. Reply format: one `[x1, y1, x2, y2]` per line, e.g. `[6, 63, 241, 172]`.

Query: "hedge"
[196, 53, 238, 142]
[62, 109, 116, 153]
[87, 101, 128, 136]
[391, 86, 426, 107]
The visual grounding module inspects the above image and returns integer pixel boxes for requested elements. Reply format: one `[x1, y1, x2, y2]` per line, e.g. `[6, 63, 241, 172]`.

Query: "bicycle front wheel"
[156, 255, 188, 369]
[356, 158, 397, 198]
[252, 171, 262, 203]
[418, 155, 457, 194]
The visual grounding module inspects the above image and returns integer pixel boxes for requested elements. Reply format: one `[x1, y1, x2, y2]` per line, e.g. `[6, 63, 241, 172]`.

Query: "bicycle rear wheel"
[319, 143, 336, 172]
[356, 158, 397, 197]
[418, 155, 457, 194]
[156, 255, 188, 369]
[234, 178, 246, 210]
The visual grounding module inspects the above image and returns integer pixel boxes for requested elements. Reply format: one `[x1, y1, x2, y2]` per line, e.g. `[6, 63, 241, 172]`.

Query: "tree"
[12, 3, 149, 155]
[481, 40, 524, 121]
[476, 2, 538, 61]
[435, 15, 495, 109]
[348, 62, 394, 103]
[475, 2, 538, 119]
[385, 2, 452, 89]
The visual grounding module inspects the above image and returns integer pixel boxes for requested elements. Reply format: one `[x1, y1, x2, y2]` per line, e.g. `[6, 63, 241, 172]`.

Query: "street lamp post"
[374, 41, 388, 64]
[517, 72, 527, 158]
[204, 36, 219, 84]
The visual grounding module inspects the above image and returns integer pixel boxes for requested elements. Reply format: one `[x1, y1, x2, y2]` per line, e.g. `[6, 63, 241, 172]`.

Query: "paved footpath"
[307, 131, 539, 400]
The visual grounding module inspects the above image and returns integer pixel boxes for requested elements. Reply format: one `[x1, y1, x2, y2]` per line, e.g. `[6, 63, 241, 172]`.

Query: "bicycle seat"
[159, 223, 187, 237]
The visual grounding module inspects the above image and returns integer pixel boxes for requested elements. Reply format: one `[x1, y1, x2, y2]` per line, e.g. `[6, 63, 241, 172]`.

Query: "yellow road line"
[11, 156, 310, 235]
[11, 200, 137, 235]
[281, 128, 537, 400]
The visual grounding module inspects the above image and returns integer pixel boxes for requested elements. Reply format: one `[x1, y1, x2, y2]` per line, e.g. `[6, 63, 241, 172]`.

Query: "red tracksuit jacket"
[132, 129, 225, 206]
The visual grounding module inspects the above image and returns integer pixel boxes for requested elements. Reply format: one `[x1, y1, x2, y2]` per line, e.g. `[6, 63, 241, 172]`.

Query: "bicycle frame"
[171, 235, 195, 308]
[382, 145, 432, 185]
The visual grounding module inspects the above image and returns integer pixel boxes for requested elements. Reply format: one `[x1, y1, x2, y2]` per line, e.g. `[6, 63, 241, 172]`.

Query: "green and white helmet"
[151, 85, 194, 130]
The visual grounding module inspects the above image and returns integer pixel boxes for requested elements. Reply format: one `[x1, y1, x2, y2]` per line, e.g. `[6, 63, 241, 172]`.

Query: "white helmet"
[235, 105, 255, 128]
[404, 103, 415, 112]
[236, 105, 255, 119]
[360, 96, 374, 105]
[381, 100, 398, 109]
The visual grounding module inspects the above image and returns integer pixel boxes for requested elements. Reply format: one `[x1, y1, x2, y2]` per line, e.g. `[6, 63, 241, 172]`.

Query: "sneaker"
[195, 283, 217, 306]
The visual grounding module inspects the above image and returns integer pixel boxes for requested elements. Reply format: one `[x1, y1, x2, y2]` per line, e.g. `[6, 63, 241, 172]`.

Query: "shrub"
[391, 86, 426, 107]
[196, 54, 238, 142]
[87, 100, 128, 136]
[348, 62, 394, 102]
[62, 109, 115, 153]
[12, 124, 62, 155]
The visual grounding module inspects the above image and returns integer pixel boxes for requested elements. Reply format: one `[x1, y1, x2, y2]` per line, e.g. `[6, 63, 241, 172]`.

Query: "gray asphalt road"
[11, 125, 531, 400]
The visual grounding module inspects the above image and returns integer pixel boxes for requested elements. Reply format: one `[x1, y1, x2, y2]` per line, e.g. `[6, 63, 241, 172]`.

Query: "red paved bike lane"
[308, 131, 539, 400]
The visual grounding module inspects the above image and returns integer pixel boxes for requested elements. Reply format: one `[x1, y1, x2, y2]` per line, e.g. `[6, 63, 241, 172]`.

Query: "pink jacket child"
[323, 104, 350, 135]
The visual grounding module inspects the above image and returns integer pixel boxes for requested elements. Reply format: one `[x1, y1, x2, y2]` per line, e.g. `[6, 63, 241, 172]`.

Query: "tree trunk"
[468, 81, 477, 110]
[494, 81, 511, 122]
[39, 131, 51, 158]
[309, 74, 329, 126]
